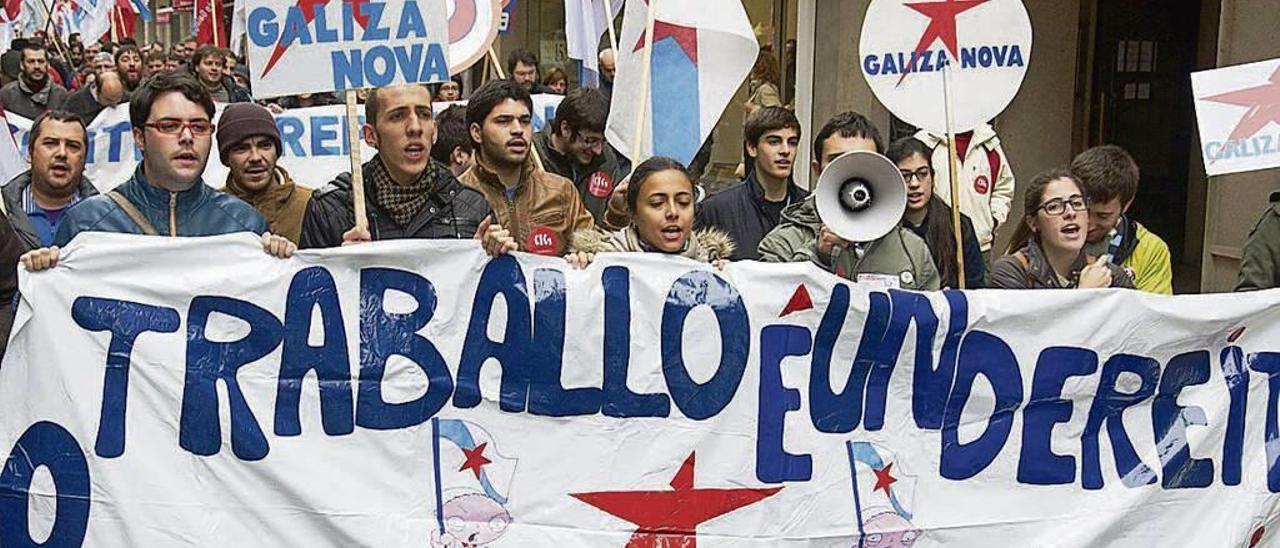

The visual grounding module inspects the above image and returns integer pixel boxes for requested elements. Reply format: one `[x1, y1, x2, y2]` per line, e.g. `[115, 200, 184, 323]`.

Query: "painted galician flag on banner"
[1192, 57, 1280, 177]
[605, 0, 758, 165]
[194, 0, 225, 48]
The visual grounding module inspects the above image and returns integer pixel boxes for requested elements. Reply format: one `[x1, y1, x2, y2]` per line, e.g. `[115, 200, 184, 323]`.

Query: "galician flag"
[604, 0, 758, 165]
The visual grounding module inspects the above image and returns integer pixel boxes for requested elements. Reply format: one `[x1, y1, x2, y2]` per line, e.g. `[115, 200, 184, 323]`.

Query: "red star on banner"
[572, 452, 782, 547]
[260, 0, 371, 78]
[458, 443, 492, 480]
[633, 0, 699, 63]
[897, 0, 990, 85]
[873, 463, 898, 494]
[1202, 67, 1280, 142]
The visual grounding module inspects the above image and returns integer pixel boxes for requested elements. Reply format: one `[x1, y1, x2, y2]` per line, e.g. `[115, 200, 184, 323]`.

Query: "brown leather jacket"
[460, 159, 595, 256]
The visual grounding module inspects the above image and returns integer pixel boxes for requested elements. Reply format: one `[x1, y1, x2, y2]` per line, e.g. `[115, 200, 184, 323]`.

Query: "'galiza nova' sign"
[247, 0, 451, 98]
[1192, 57, 1280, 177]
[859, 0, 1032, 134]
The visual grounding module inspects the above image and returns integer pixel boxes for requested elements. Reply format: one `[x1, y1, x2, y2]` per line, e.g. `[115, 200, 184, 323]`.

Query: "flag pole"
[601, 0, 619, 54]
[941, 63, 967, 289]
[211, 0, 221, 47]
[629, 0, 657, 166]
[345, 89, 368, 231]
[486, 46, 546, 172]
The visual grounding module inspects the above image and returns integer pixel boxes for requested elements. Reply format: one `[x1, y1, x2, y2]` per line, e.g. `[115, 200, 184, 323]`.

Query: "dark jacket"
[62, 85, 106, 125]
[210, 75, 253, 104]
[695, 173, 807, 261]
[987, 240, 1134, 289]
[53, 165, 268, 246]
[531, 125, 624, 227]
[0, 171, 98, 359]
[1239, 191, 1280, 291]
[0, 79, 69, 119]
[902, 208, 986, 289]
[299, 158, 491, 249]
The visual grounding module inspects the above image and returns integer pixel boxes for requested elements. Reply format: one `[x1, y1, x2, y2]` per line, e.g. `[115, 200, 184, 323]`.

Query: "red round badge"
[973, 175, 990, 195]
[587, 171, 615, 199]
[527, 227, 559, 256]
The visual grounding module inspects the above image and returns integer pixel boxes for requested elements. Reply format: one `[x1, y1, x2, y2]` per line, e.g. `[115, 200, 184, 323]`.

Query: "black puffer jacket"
[298, 159, 492, 249]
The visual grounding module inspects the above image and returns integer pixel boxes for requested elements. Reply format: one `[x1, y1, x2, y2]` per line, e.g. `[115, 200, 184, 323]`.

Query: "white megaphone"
[814, 150, 907, 243]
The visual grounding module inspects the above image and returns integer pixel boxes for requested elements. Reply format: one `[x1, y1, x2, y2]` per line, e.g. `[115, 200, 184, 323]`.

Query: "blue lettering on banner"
[71, 297, 181, 458]
[0, 422, 91, 548]
[28, 258, 1280, 536]
[862, 45, 1022, 76]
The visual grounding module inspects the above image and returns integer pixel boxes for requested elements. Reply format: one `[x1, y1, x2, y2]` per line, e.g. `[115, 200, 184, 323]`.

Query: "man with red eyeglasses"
[20, 72, 294, 271]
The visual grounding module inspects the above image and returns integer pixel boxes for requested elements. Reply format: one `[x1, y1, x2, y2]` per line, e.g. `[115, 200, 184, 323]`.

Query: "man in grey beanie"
[217, 102, 312, 244]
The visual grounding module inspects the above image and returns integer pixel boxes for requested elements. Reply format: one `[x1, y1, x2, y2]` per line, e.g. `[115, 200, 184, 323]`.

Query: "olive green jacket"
[757, 196, 941, 291]
[1238, 193, 1280, 291]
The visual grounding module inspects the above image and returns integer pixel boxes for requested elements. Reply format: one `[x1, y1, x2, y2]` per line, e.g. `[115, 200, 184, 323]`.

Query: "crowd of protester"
[6, 30, 1280, 359]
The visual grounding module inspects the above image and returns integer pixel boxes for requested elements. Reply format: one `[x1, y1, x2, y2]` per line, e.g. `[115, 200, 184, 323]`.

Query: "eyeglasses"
[144, 119, 214, 136]
[900, 167, 932, 183]
[574, 133, 604, 148]
[1036, 195, 1089, 216]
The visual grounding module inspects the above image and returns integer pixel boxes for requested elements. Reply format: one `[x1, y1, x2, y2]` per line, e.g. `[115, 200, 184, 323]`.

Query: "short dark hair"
[191, 45, 224, 68]
[29, 110, 87, 149]
[129, 72, 215, 127]
[506, 48, 539, 74]
[551, 87, 609, 136]
[113, 45, 140, 64]
[431, 105, 472, 165]
[144, 51, 166, 65]
[744, 106, 800, 145]
[1071, 145, 1140, 206]
[885, 136, 932, 166]
[364, 85, 434, 127]
[19, 41, 46, 58]
[813, 111, 884, 160]
[465, 79, 533, 137]
[626, 156, 692, 213]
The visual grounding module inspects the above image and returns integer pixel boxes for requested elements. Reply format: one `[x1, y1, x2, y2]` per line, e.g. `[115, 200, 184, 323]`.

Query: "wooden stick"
[210, 0, 221, 47]
[601, 0, 619, 55]
[941, 64, 967, 289]
[486, 46, 546, 172]
[345, 90, 368, 231]
[629, 0, 657, 165]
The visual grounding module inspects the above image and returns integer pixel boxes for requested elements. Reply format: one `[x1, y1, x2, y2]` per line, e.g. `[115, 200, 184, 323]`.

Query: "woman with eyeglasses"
[988, 169, 1133, 289]
[888, 137, 985, 289]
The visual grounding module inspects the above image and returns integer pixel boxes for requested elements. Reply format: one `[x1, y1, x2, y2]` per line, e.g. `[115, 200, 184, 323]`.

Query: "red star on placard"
[779, 284, 814, 317]
[1202, 67, 1280, 142]
[897, 0, 990, 84]
[260, 0, 371, 78]
[633, 0, 699, 63]
[572, 452, 782, 547]
[458, 443, 492, 480]
[873, 463, 898, 494]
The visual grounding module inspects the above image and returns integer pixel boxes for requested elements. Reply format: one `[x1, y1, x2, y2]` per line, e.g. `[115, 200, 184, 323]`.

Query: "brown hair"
[1005, 168, 1085, 255]
[1071, 145, 1139, 206]
[743, 106, 800, 146]
[750, 53, 781, 87]
[542, 66, 567, 87]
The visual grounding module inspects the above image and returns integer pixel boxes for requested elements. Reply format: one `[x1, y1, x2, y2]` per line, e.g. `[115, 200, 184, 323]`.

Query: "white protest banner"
[3, 234, 1280, 546]
[859, 0, 1032, 134]
[246, 0, 451, 98]
[1192, 57, 1280, 177]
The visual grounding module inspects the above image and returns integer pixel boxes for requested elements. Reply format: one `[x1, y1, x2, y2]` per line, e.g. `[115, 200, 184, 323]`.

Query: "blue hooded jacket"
[54, 164, 268, 246]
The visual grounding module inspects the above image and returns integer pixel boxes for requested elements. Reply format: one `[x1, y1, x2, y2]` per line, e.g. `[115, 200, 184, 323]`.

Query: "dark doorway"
[1083, 0, 1202, 286]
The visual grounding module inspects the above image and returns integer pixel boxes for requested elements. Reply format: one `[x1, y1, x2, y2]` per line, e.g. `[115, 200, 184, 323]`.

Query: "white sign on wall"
[1192, 57, 1280, 176]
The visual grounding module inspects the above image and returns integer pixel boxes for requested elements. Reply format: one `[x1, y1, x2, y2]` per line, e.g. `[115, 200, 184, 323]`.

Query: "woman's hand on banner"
[566, 251, 595, 269]
[20, 247, 60, 272]
[261, 233, 296, 259]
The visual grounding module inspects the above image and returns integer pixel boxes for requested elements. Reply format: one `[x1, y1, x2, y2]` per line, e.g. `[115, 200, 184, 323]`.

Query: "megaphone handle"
[831, 245, 846, 278]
